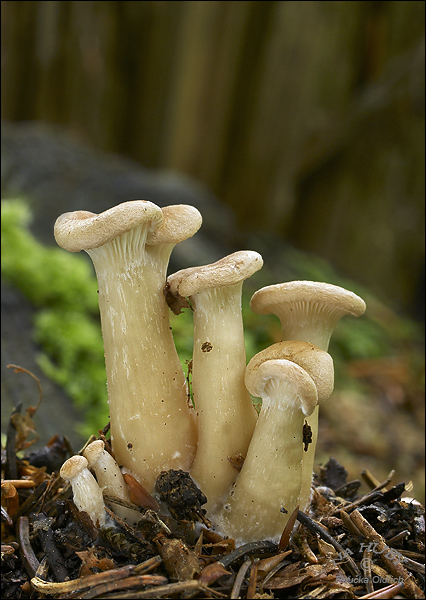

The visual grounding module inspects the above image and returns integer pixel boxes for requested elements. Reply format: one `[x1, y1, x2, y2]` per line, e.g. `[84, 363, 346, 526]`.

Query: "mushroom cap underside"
[247, 341, 334, 403]
[250, 281, 366, 317]
[245, 358, 318, 416]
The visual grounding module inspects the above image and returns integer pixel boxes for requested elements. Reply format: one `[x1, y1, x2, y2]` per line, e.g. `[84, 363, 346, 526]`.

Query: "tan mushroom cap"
[245, 358, 318, 417]
[60, 455, 89, 481]
[54, 200, 163, 252]
[146, 204, 202, 245]
[246, 341, 333, 403]
[83, 440, 105, 467]
[167, 250, 263, 297]
[250, 281, 366, 318]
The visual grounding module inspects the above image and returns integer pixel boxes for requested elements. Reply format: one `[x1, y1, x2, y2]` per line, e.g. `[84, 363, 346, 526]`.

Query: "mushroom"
[166, 250, 263, 511]
[250, 281, 366, 351]
[217, 359, 318, 545]
[246, 340, 334, 404]
[83, 440, 141, 524]
[250, 280, 366, 511]
[60, 455, 106, 527]
[54, 201, 201, 492]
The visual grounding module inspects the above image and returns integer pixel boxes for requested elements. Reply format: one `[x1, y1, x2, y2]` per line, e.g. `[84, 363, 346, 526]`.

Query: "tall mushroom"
[250, 281, 366, 510]
[217, 359, 318, 545]
[54, 201, 201, 492]
[166, 251, 263, 511]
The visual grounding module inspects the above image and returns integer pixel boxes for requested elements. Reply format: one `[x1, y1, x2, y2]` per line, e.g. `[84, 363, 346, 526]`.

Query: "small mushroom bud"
[60, 455, 106, 527]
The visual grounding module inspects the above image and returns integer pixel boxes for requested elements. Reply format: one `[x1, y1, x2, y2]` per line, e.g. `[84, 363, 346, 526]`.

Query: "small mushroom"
[217, 359, 318, 545]
[166, 250, 263, 511]
[246, 340, 334, 403]
[54, 201, 200, 492]
[250, 280, 366, 511]
[60, 455, 106, 527]
[83, 440, 141, 524]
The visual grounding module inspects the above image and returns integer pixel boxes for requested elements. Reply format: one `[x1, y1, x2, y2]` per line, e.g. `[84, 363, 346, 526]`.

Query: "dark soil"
[1, 402, 424, 599]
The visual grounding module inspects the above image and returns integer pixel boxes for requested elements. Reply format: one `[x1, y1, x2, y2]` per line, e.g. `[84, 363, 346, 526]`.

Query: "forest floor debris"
[1, 372, 425, 599]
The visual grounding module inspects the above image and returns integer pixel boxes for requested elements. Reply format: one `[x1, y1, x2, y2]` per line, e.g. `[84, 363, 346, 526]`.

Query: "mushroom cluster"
[55, 200, 366, 543]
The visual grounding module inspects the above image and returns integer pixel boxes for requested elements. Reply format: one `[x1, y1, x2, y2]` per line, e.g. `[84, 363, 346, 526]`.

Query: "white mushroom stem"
[217, 359, 318, 545]
[83, 440, 140, 524]
[250, 281, 366, 512]
[60, 455, 106, 527]
[54, 201, 200, 492]
[166, 251, 263, 512]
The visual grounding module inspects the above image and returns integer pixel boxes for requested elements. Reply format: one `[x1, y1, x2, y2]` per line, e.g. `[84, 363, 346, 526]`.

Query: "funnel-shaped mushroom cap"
[250, 281, 366, 351]
[167, 250, 263, 297]
[147, 204, 202, 246]
[245, 358, 318, 417]
[247, 341, 334, 404]
[54, 200, 163, 252]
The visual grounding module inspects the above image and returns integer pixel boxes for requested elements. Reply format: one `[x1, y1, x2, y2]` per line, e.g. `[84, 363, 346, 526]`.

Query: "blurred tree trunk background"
[1, 0, 424, 317]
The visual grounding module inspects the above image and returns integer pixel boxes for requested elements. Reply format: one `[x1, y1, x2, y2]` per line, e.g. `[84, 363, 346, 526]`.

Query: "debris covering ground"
[1, 372, 425, 599]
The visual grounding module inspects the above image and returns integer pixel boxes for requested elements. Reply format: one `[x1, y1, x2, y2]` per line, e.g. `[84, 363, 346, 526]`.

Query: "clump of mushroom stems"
[54, 201, 200, 493]
[55, 200, 367, 544]
[60, 455, 106, 527]
[166, 251, 263, 512]
[83, 440, 140, 524]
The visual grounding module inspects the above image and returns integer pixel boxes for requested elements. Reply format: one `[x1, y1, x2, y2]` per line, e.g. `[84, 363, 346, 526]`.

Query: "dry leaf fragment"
[76, 547, 116, 576]
[198, 561, 231, 586]
[155, 535, 200, 581]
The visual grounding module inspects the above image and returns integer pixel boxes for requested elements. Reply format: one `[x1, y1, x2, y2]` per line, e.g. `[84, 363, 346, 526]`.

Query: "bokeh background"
[1, 1, 424, 502]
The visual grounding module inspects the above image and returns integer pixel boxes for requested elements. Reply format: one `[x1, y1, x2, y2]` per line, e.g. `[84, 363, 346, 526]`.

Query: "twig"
[219, 540, 278, 568]
[91, 579, 214, 599]
[69, 575, 168, 599]
[17, 516, 40, 577]
[297, 510, 361, 578]
[2, 479, 35, 488]
[339, 509, 363, 537]
[246, 558, 259, 599]
[361, 469, 385, 490]
[7, 364, 43, 413]
[14, 480, 49, 520]
[33, 513, 69, 582]
[362, 546, 374, 594]
[230, 559, 251, 599]
[278, 504, 299, 550]
[385, 529, 410, 546]
[31, 564, 136, 594]
[333, 470, 395, 514]
[350, 509, 424, 599]
[297, 531, 319, 564]
[358, 581, 405, 599]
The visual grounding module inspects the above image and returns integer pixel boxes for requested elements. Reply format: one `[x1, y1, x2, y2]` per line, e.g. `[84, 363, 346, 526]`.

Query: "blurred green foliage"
[2, 199, 423, 437]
